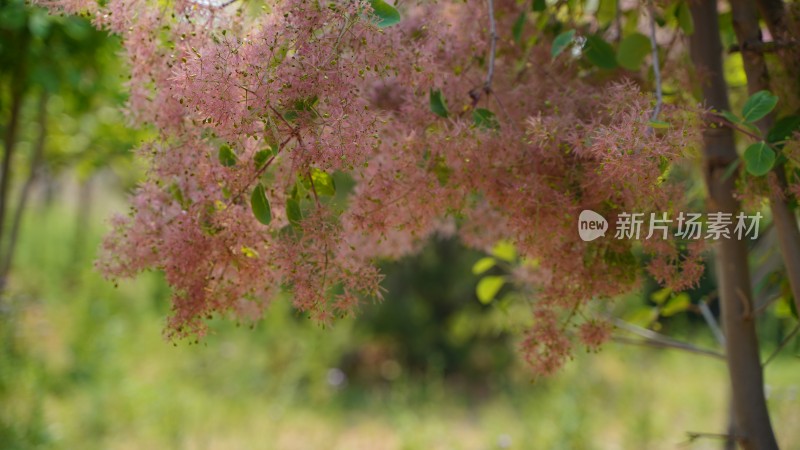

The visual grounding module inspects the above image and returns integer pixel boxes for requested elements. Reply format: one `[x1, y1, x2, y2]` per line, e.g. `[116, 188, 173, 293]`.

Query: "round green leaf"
[253, 148, 273, 169]
[369, 0, 401, 28]
[767, 115, 800, 147]
[584, 35, 618, 70]
[250, 183, 272, 225]
[472, 108, 499, 130]
[472, 257, 496, 275]
[429, 88, 449, 118]
[310, 168, 336, 196]
[661, 293, 691, 317]
[476, 276, 505, 304]
[743, 141, 776, 176]
[286, 197, 302, 226]
[676, 2, 694, 35]
[742, 90, 778, 123]
[218, 144, 237, 167]
[551, 30, 576, 58]
[512, 12, 526, 43]
[616, 33, 650, 70]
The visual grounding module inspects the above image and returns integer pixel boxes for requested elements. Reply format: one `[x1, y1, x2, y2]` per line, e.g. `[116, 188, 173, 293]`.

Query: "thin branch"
[685, 431, 743, 443]
[763, 324, 800, 367]
[708, 111, 762, 141]
[612, 318, 726, 360]
[728, 39, 799, 54]
[647, 0, 663, 123]
[611, 336, 726, 360]
[698, 300, 726, 347]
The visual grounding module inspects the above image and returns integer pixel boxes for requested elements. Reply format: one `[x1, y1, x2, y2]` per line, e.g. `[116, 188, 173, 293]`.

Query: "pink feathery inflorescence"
[42, 0, 704, 374]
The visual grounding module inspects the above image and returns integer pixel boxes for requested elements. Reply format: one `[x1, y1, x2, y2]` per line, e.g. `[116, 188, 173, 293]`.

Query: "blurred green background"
[1, 3, 798, 449]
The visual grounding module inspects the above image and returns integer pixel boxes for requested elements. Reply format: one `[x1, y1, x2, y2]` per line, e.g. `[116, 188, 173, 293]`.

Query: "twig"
[685, 431, 743, 443]
[647, 0, 663, 123]
[612, 318, 726, 360]
[728, 39, 799, 54]
[763, 324, 800, 367]
[708, 111, 763, 140]
[699, 301, 726, 347]
[611, 336, 726, 360]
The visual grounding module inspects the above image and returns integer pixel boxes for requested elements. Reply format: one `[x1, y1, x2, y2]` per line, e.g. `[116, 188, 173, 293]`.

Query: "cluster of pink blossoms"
[42, 0, 703, 373]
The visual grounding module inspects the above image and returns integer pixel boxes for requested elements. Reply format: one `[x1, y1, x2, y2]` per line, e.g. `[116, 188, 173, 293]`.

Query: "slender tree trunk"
[688, 1, 779, 449]
[0, 93, 47, 284]
[729, 0, 800, 319]
[0, 34, 28, 294]
[754, 0, 800, 95]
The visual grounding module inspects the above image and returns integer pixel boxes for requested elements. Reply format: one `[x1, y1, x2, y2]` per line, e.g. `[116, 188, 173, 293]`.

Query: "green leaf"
[432, 156, 452, 186]
[254, 148, 273, 169]
[472, 108, 499, 130]
[472, 257, 496, 275]
[650, 287, 671, 305]
[742, 90, 778, 123]
[624, 306, 659, 327]
[584, 35, 618, 70]
[310, 168, 336, 196]
[676, 2, 694, 35]
[743, 141, 776, 176]
[661, 293, 691, 317]
[551, 30, 576, 58]
[168, 183, 190, 209]
[491, 240, 516, 262]
[616, 33, 651, 70]
[286, 196, 302, 226]
[512, 12, 526, 43]
[250, 183, 272, 225]
[369, 0, 401, 28]
[721, 110, 742, 125]
[429, 88, 449, 118]
[218, 144, 237, 167]
[476, 276, 505, 304]
[648, 120, 670, 129]
[532, 0, 547, 12]
[767, 115, 800, 146]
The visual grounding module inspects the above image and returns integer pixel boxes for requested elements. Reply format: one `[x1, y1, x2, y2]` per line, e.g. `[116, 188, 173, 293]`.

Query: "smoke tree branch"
[647, 0, 662, 122]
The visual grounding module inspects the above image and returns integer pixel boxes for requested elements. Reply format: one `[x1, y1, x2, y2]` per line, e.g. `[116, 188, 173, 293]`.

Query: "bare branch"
[647, 0, 663, 123]
[728, 40, 800, 54]
[699, 301, 726, 347]
[611, 318, 726, 360]
[611, 336, 726, 360]
[763, 324, 800, 367]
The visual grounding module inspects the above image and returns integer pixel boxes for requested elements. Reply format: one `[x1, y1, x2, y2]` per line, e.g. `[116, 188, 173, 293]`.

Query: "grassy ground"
[2, 194, 798, 450]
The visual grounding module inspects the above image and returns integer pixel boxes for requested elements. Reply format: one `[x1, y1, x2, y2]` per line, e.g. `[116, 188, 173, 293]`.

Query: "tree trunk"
[688, 1, 779, 448]
[0, 93, 47, 283]
[729, 0, 800, 321]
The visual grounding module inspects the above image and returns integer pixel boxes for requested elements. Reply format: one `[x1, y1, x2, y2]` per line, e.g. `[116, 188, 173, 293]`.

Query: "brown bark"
[754, 0, 800, 93]
[689, 1, 779, 449]
[729, 0, 800, 322]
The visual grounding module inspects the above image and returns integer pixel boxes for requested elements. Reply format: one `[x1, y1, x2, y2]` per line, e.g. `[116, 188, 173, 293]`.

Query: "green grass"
[2, 195, 799, 449]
